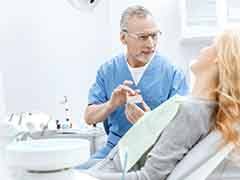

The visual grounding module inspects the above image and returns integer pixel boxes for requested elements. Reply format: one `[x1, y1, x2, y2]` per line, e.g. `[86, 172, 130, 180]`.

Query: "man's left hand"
[125, 100, 150, 124]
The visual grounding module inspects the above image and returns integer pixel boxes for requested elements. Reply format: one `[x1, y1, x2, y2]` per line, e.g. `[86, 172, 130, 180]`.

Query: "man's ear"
[120, 32, 127, 45]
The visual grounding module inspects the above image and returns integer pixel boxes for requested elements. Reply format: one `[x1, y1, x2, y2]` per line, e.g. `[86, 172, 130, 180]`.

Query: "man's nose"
[145, 36, 155, 47]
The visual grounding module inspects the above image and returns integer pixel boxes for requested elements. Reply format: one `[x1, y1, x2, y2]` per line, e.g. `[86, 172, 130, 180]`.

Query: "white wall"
[0, 0, 111, 126]
[0, 0, 212, 126]
[0, 73, 6, 119]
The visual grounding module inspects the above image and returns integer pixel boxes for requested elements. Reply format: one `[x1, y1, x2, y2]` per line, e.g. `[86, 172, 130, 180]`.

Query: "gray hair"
[120, 5, 153, 31]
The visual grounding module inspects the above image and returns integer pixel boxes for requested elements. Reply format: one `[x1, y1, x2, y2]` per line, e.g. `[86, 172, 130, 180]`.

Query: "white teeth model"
[127, 94, 143, 104]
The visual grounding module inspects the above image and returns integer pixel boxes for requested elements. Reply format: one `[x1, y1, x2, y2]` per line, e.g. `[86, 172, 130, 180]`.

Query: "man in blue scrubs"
[82, 5, 188, 168]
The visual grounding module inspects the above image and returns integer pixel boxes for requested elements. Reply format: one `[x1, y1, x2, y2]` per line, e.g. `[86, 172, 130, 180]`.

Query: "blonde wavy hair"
[214, 25, 240, 145]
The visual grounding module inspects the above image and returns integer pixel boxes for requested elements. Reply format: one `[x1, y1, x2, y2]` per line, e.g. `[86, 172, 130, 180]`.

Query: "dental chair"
[167, 130, 237, 180]
[87, 130, 237, 180]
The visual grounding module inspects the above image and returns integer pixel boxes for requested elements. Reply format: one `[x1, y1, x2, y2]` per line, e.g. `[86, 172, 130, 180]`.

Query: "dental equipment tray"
[20, 127, 105, 155]
[29, 128, 105, 140]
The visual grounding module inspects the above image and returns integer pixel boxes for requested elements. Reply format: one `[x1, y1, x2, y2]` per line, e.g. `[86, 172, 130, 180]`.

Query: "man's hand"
[109, 80, 136, 109]
[125, 100, 151, 124]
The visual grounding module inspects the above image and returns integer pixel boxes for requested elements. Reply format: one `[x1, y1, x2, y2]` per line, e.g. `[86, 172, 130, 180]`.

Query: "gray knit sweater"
[87, 97, 218, 180]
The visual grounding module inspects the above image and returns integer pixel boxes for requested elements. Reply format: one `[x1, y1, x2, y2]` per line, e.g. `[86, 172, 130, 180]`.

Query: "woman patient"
[85, 26, 240, 180]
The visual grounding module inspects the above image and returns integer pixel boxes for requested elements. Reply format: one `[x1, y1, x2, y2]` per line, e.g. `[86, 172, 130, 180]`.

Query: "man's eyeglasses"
[122, 29, 162, 42]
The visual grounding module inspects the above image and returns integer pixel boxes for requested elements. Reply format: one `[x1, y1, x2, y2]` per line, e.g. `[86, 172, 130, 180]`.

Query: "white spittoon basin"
[5, 138, 90, 172]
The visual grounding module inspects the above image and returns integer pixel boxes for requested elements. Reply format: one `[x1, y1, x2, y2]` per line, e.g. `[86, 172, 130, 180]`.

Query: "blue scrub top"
[88, 53, 189, 159]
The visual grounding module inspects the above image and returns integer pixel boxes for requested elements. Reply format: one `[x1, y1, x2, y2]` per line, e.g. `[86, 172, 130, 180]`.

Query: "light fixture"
[67, 0, 102, 11]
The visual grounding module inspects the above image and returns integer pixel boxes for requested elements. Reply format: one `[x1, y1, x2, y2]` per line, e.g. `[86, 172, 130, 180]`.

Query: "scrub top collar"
[123, 52, 157, 86]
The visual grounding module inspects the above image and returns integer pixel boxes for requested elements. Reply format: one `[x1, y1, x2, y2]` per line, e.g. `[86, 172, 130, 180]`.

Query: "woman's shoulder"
[176, 97, 217, 130]
[179, 97, 217, 115]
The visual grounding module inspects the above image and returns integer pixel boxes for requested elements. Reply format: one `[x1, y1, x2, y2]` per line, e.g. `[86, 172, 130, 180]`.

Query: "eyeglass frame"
[122, 29, 162, 42]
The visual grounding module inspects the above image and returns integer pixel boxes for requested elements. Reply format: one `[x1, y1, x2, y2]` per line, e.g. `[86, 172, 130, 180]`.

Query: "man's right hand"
[109, 80, 136, 109]
[84, 80, 136, 125]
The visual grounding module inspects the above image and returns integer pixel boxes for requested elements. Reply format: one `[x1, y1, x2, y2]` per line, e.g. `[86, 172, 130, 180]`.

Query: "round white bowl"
[5, 138, 90, 171]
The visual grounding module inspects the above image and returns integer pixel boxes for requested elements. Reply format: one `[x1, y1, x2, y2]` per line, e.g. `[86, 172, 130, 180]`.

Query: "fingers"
[127, 103, 141, 112]
[118, 84, 136, 96]
[142, 100, 151, 112]
[122, 80, 136, 95]
[110, 80, 137, 108]
[125, 103, 144, 124]
[125, 109, 134, 124]
[114, 80, 136, 96]
[125, 105, 136, 124]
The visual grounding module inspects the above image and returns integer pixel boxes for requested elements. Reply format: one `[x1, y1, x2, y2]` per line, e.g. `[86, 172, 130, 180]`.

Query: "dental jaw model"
[127, 90, 143, 104]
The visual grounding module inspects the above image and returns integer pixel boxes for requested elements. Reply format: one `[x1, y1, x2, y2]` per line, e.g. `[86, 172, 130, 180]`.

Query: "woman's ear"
[120, 32, 127, 45]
